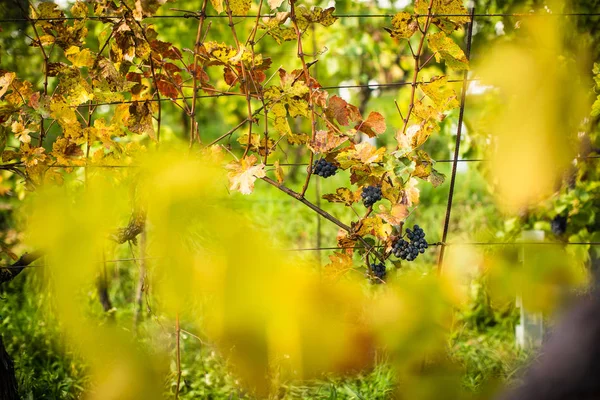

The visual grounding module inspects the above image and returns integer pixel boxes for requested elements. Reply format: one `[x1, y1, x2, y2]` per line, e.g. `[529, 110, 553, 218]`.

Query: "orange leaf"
[308, 130, 348, 154]
[356, 111, 386, 138]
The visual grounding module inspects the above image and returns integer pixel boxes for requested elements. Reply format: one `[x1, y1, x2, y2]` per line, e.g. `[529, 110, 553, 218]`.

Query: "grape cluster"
[392, 224, 428, 261]
[551, 215, 567, 236]
[312, 158, 338, 178]
[371, 262, 386, 282]
[361, 185, 382, 207]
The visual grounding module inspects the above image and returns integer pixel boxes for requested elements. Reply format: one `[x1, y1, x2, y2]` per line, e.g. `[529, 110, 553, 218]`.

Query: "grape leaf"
[415, 0, 470, 34]
[336, 142, 386, 170]
[327, 95, 357, 126]
[11, 120, 32, 144]
[323, 252, 355, 281]
[377, 204, 408, 226]
[297, 6, 338, 30]
[420, 76, 459, 110]
[308, 130, 348, 154]
[355, 216, 391, 241]
[0, 71, 15, 99]
[230, 0, 251, 16]
[427, 32, 469, 71]
[355, 111, 386, 138]
[267, 0, 285, 10]
[323, 188, 360, 206]
[274, 160, 284, 184]
[427, 168, 446, 187]
[127, 101, 155, 138]
[65, 46, 95, 68]
[210, 0, 224, 13]
[226, 155, 266, 195]
[385, 12, 418, 39]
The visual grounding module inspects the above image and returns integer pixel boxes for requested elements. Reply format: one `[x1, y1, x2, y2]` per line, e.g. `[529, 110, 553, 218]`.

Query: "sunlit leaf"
[226, 154, 266, 194]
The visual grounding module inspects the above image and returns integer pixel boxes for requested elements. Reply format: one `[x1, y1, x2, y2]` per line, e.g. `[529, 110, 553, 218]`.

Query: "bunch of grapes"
[370, 262, 386, 282]
[392, 224, 428, 261]
[312, 158, 338, 178]
[551, 215, 567, 236]
[361, 185, 382, 207]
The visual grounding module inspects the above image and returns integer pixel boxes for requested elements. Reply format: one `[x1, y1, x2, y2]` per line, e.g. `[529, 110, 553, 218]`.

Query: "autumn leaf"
[308, 130, 348, 154]
[427, 168, 446, 187]
[355, 216, 391, 241]
[65, 46, 95, 68]
[336, 142, 386, 170]
[0, 71, 15, 99]
[377, 204, 408, 226]
[421, 76, 459, 110]
[267, 0, 285, 10]
[355, 112, 386, 138]
[274, 160, 285, 183]
[156, 77, 179, 99]
[230, 0, 251, 16]
[385, 12, 418, 39]
[11, 120, 32, 144]
[210, 0, 224, 13]
[323, 252, 355, 281]
[226, 155, 266, 195]
[327, 95, 351, 126]
[323, 188, 360, 206]
[297, 6, 338, 29]
[427, 32, 469, 71]
[20, 143, 47, 167]
[416, 0, 470, 34]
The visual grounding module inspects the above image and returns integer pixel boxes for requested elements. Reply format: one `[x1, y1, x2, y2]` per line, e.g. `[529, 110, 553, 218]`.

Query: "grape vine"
[0, 0, 473, 280]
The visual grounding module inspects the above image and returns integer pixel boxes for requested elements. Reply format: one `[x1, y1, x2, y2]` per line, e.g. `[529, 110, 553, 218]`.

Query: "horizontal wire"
[2, 240, 597, 268]
[3, 154, 596, 170]
[73, 79, 472, 108]
[1, 12, 600, 23]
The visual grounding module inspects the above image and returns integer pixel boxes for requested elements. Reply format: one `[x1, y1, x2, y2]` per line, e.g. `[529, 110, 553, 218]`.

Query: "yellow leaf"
[323, 188, 360, 206]
[386, 12, 418, 39]
[65, 46, 95, 68]
[0, 71, 15, 99]
[421, 76, 459, 110]
[427, 32, 469, 71]
[230, 0, 251, 16]
[274, 160, 284, 183]
[11, 120, 32, 144]
[355, 216, 391, 240]
[226, 154, 266, 194]
[323, 252, 355, 281]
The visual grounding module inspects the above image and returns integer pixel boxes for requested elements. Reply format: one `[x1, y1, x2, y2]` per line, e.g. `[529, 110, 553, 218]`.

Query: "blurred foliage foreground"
[0, 0, 599, 399]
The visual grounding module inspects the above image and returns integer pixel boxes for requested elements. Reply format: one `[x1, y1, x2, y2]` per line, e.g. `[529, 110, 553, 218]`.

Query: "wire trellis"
[2, 11, 600, 24]
[1, 5, 597, 271]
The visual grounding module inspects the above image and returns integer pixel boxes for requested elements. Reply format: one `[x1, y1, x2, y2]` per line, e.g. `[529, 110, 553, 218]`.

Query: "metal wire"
[4, 239, 597, 268]
[77, 79, 473, 108]
[1, 12, 599, 23]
